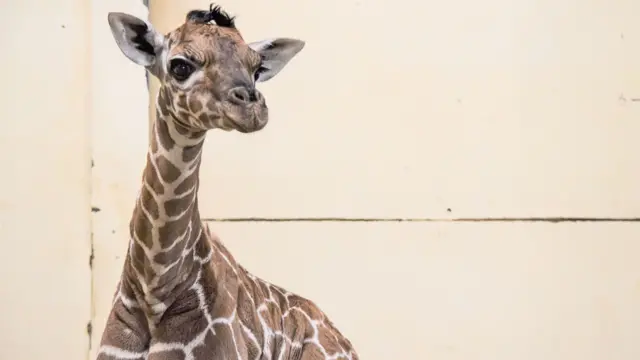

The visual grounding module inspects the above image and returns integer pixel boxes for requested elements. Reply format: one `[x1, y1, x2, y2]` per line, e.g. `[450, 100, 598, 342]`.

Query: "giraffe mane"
[186, 3, 236, 28]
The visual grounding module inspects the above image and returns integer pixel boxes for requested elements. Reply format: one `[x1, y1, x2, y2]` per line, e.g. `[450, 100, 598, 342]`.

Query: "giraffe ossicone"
[97, 3, 359, 360]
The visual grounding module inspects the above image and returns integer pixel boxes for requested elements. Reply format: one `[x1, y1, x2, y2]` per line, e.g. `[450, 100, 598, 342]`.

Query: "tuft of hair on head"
[186, 3, 236, 28]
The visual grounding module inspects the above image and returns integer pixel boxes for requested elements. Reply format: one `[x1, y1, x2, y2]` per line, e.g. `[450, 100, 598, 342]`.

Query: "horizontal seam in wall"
[202, 217, 640, 223]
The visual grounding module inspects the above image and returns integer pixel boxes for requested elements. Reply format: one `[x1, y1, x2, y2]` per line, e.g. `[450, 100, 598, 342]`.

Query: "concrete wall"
[0, 0, 149, 359]
[1, 0, 639, 359]
[0, 1, 92, 359]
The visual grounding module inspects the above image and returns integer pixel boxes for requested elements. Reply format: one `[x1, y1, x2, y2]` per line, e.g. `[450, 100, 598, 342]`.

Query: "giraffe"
[97, 4, 359, 360]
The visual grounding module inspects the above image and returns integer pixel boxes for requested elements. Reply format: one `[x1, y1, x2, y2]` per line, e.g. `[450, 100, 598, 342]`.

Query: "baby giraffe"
[98, 4, 359, 360]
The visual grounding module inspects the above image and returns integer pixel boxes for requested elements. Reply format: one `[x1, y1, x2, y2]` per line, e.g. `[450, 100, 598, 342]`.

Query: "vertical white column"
[88, 0, 151, 358]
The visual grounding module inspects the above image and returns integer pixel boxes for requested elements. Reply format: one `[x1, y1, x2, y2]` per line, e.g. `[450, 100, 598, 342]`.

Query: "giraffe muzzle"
[225, 86, 268, 133]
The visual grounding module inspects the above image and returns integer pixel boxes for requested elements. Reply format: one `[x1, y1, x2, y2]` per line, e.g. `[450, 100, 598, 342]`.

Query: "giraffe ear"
[248, 38, 305, 83]
[107, 12, 164, 68]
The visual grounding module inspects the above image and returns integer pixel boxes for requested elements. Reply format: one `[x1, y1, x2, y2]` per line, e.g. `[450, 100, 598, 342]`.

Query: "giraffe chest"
[143, 268, 303, 360]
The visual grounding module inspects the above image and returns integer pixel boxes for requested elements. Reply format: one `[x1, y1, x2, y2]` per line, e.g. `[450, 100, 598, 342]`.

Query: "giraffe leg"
[95, 300, 151, 360]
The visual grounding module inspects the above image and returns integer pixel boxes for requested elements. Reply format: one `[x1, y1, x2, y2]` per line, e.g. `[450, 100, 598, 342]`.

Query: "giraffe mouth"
[232, 118, 262, 133]
[223, 109, 267, 133]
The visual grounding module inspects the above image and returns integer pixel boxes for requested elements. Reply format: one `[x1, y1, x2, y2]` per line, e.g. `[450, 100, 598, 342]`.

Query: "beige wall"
[173, 0, 640, 220]
[0, 1, 92, 359]
[1, 0, 640, 359]
[0, 0, 150, 359]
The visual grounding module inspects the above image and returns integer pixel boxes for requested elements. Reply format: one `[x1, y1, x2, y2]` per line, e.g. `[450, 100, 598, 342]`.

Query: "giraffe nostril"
[228, 87, 258, 104]
[232, 89, 248, 102]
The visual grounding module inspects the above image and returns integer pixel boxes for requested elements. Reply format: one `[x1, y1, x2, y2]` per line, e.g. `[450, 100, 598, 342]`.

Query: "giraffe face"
[108, 5, 305, 133]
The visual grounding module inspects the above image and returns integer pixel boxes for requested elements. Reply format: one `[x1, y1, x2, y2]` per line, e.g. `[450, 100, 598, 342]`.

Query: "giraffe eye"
[254, 66, 267, 81]
[169, 58, 195, 81]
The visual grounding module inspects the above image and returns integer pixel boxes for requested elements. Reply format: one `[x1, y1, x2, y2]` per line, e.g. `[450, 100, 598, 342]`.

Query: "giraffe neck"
[125, 105, 207, 318]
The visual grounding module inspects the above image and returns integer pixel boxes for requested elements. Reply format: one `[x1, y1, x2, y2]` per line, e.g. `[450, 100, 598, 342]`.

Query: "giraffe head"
[107, 4, 305, 133]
